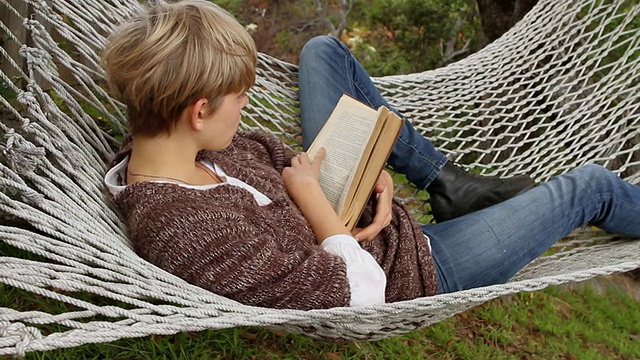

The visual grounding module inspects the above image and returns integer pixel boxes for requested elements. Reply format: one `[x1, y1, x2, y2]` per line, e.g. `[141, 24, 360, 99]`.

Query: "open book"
[307, 94, 403, 230]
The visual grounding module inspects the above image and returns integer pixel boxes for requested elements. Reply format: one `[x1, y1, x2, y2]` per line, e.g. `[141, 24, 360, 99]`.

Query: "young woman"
[103, 0, 640, 310]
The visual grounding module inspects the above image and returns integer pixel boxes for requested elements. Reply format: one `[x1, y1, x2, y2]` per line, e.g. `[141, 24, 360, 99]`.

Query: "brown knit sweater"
[108, 131, 437, 310]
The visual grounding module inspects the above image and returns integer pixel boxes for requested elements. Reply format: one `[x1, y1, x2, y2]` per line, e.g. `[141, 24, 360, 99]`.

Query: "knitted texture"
[109, 131, 437, 309]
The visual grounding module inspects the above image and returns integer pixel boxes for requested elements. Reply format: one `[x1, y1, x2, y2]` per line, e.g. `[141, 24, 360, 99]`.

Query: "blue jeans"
[298, 35, 640, 294]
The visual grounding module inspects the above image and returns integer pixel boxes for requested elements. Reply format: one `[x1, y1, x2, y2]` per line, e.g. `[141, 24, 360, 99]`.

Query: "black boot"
[427, 162, 535, 222]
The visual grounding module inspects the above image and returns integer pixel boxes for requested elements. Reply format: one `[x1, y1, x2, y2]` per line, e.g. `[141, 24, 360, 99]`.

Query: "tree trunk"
[475, 0, 538, 48]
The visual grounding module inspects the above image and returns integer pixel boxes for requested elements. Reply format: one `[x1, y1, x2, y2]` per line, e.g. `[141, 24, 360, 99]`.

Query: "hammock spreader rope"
[0, 0, 639, 356]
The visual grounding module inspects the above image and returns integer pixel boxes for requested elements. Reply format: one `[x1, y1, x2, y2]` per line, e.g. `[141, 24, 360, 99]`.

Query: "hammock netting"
[0, 0, 639, 356]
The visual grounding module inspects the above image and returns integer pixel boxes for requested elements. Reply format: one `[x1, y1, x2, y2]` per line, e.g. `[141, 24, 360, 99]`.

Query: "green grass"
[2, 278, 639, 359]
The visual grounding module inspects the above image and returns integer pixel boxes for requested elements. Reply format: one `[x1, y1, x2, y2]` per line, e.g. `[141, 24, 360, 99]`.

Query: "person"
[102, 0, 640, 310]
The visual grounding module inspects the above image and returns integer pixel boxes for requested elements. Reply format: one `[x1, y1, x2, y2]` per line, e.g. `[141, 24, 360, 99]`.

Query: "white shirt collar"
[104, 156, 272, 206]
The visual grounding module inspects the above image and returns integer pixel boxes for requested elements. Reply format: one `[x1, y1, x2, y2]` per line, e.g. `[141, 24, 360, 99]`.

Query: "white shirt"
[105, 157, 387, 306]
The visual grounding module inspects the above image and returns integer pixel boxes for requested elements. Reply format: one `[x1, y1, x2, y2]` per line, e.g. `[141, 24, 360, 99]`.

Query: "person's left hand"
[352, 170, 394, 242]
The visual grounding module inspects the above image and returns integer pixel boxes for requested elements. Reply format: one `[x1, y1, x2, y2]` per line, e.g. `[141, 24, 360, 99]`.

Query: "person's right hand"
[282, 147, 326, 197]
[282, 148, 350, 243]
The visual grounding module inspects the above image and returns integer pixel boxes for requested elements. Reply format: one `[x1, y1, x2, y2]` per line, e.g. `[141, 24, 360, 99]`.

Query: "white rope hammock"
[0, 0, 638, 356]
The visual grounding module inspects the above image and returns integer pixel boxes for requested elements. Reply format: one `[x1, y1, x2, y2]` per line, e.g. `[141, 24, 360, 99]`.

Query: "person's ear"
[189, 98, 209, 131]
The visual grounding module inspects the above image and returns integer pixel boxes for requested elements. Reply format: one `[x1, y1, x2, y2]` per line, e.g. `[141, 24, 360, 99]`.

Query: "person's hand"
[282, 148, 351, 243]
[282, 148, 325, 198]
[352, 170, 394, 242]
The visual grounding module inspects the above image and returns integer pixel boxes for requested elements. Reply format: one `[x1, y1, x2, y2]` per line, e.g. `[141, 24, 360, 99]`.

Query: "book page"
[307, 96, 379, 213]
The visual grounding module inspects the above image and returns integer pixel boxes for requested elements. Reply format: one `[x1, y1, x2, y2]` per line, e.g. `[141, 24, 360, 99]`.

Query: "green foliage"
[206, 0, 481, 76]
[209, 0, 243, 18]
[351, 0, 480, 76]
[0, 80, 18, 101]
[581, 0, 640, 80]
[274, 30, 297, 55]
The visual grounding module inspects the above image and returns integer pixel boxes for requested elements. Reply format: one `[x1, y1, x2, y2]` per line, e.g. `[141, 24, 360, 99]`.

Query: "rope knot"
[31, 0, 61, 18]
[0, 321, 43, 358]
[1, 130, 46, 174]
[18, 45, 56, 75]
[22, 17, 47, 36]
[20, 117, 38, 133]
[16, 90, 37, 107]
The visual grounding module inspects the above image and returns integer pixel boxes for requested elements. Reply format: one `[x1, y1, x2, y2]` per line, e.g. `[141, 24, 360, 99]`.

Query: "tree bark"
[475, 0, 538, 47]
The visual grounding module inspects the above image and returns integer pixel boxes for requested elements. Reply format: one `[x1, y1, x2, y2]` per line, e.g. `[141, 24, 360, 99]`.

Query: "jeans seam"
[425, 228, 462, 293]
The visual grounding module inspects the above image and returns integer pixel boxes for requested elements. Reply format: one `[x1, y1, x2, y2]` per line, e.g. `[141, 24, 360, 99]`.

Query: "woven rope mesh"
[0, 0, 639, 355]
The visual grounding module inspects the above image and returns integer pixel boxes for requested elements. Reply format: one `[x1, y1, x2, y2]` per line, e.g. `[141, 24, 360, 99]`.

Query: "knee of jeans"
[573, 163, 618, 187]
[300, 36, 343, 65]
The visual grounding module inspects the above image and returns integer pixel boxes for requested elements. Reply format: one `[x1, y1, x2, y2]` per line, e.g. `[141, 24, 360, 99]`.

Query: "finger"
[295, 153, 304, 164]
[373, 183, 386, 194]
[374, 171, 391, 193]
[371, 207, 388, 230]
[353, 223, 382, 242]
[313, 147, 326, 164]
[373, 192, 393, 226]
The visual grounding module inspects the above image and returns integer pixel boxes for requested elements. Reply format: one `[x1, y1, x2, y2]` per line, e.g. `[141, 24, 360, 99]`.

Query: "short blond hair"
[101, 0, 257, 136]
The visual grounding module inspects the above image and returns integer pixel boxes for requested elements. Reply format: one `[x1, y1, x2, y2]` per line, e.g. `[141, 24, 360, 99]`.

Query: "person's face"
[202, 92, 249, 150]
